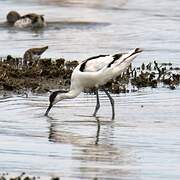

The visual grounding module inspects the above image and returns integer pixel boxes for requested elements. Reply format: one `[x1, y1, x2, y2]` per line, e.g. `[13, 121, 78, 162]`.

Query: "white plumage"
[14, 14, 46, 29]
[14, 17, 32, 28]
[45, 48, 143, 119]
[71, 48, 142, 88]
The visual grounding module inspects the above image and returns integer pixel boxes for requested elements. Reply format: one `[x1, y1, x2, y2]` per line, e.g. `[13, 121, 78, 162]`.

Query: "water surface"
[0, 0, 180, 66]
[0, 88, 180, 179]
[0, 0, 180, 179]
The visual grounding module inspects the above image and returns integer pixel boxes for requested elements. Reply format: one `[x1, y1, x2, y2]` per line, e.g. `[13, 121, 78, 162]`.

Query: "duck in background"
[6, 11, 46, 29]
[23, 46, 48, 66]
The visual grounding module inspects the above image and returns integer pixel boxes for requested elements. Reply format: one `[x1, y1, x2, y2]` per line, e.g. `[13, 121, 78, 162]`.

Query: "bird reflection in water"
[47, 116, 101, 145]
[45, 115, 135, 179]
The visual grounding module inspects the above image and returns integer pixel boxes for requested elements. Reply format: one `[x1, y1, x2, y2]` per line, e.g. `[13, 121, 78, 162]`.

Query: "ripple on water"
[1, 0, 180, 64]
[0, 88, 180, 179]
[0, 0, 180, 178]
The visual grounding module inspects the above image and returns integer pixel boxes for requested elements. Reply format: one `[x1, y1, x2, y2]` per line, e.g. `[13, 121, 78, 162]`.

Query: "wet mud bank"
[0, 56, 179, 95]
[0, 172, 59, 180]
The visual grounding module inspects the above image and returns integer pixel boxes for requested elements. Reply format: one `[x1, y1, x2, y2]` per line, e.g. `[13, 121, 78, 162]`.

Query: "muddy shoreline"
[0, 172, 59, 180]
[0, 56, 179, 95]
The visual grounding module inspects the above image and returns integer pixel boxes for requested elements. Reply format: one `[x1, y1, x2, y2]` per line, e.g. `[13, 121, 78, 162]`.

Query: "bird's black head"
[45, 91, 59, 116]
[44, 90, 68, 116]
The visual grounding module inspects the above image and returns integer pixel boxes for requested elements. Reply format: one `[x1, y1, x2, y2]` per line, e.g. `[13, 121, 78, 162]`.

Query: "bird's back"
[79, 54, 117, 72]
[72, 48, 142, 88]
[14, 13, 45, 28]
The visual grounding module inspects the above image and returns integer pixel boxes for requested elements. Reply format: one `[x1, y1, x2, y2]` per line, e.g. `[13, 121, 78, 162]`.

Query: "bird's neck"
[55, 88, 82, 104]
[64, 89, 81, 99]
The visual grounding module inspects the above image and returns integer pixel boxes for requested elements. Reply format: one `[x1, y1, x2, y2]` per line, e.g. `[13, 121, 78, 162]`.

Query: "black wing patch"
[107, 53, 122, 68]
[79, 54, 109, 72]
[21, 14, 38, 23]
[86, 54, 109, 61]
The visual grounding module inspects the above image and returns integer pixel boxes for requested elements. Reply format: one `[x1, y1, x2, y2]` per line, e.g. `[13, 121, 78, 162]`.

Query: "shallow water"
[0, 88, 180, 179]
[0, 0, 180, 179]
[0, 0, 180, 66]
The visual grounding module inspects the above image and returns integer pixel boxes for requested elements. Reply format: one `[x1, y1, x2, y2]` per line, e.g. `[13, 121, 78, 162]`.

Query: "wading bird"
[45, 48, 143, 119]
[23, 46, 48, 66]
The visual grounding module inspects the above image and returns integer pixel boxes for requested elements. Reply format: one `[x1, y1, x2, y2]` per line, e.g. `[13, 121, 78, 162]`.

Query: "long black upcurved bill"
[45, 104, 52, 116]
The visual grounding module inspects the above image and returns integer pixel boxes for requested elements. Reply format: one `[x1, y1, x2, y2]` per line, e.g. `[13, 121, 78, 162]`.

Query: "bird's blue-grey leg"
[93, 89, 100, 117]
[95, 117, 101, 145]
[102, 87, 115, 120]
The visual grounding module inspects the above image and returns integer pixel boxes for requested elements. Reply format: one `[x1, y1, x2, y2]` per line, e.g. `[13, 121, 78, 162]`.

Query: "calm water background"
[0, 0, 180, 179]
[0, 0, 180, 66]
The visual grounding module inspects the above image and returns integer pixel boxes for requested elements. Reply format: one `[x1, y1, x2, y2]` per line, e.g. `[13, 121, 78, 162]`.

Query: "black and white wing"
[79, 53, 123, 72]
[79, 48, 143, 73]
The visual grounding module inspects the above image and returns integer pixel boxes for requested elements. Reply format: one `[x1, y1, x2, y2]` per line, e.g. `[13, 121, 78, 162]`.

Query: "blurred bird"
[23, 46, 48, 66]
[6, 11, 21, 25]
[14, 13, 46, 28]
[45, 48, 143, 119]
[6, 11, 46, 28]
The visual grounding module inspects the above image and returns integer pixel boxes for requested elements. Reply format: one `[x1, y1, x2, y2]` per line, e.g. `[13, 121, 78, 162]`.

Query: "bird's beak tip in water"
[44, 104, 52, 116]
[44, 110, 49, 116]
[44, 111, 48, 116]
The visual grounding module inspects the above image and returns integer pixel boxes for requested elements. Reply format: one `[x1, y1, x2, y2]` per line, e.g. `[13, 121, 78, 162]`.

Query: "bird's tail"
[108, 48, 143, 75]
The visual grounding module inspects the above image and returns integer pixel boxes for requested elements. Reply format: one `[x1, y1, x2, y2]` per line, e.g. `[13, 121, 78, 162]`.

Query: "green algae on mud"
[0, 56, 179, 94]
